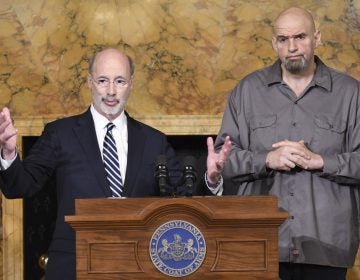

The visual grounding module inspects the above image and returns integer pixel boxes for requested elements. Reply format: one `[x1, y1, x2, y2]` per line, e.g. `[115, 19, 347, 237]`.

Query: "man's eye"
[277, 37, 287, 43]
[97, 79, 108, 84]
[115, 79, 127, 86]
[296, 34, 306, 40]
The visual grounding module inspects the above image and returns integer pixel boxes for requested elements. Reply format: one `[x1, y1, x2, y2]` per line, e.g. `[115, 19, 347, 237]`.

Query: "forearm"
[222, 149, 273, 183]
[319, 152, 360, 185]
[0, 148, 17, 170]
[0, 156, 38, 198]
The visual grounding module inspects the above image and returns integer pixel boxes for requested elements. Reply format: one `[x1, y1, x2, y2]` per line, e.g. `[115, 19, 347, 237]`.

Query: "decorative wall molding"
[13, 115, 223, 136]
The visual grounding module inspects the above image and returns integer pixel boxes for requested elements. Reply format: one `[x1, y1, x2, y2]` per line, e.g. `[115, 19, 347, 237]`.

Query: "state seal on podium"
[149, 220, 206, 277]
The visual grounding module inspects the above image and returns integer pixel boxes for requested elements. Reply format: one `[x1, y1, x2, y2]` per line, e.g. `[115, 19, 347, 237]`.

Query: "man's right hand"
[265, 139, 311, 171]
[206, 136, 232, 184]
[0, 107, 17, 160]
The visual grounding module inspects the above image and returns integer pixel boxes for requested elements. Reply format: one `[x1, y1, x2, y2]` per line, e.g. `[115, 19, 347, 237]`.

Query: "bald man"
[209, 7, 360, 280]
[0, 48, 185, 279]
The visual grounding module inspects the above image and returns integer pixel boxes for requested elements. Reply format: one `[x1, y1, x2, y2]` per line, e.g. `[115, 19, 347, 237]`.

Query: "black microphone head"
[182, 155, 197, 170]
[155, 155, 168, 196]
[156, 154, 167, 166]
[182, 156, 197, 197]
[182, 156, 197, 181]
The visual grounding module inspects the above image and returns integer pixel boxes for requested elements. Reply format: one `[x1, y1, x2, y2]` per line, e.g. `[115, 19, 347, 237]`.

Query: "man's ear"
[271, 36, 277, 52]
[129, 75, 134, 90]
[87, 73, 92, 88]
[314, 30, 322, 48]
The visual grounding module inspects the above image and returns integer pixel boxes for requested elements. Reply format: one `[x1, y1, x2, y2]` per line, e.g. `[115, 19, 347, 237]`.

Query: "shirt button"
[290, 192, 294, 196]
[290, 215, 294, 219]
[292, 122, 296, 127]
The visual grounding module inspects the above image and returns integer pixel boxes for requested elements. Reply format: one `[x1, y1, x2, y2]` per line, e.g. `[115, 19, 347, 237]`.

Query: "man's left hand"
[272, 140, 324, 170]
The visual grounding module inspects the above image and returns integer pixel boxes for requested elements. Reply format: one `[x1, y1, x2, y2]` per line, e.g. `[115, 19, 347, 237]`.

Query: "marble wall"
[0, 0, 359, 119]
[0, 0, 359, 279]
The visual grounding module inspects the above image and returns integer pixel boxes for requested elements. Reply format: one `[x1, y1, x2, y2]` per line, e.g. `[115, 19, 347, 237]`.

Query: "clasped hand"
[266, 139, 324, 171]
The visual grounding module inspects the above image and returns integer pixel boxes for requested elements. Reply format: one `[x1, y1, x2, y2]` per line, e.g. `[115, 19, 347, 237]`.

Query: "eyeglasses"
[91, 76, 131, 89]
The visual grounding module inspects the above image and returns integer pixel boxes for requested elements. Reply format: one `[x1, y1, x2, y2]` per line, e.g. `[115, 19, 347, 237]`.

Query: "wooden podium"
[65, 196, 287, 279]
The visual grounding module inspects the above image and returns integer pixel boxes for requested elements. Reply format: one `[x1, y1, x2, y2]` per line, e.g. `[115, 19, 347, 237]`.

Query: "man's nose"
[288, 38, 298, 52]
[107, 81, 116, 94]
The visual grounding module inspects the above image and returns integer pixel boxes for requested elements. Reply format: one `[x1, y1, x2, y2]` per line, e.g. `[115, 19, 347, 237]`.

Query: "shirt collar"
[266, 56, 332, 92]
[312, 56, 332, 92]
[90, 105, 127, 131]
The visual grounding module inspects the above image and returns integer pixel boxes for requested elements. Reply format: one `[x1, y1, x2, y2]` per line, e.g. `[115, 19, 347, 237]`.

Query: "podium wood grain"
[65, 195, 287, 279]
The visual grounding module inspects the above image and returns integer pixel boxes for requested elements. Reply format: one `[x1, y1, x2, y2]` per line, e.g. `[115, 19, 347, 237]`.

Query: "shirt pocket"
[249, 114, 277, 151]
[312, 114, 346, 153]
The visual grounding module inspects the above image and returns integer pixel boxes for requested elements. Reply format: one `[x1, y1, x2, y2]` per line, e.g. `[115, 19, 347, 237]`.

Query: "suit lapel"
[74, 109, 112, 197]
[123, 115, 146, 197]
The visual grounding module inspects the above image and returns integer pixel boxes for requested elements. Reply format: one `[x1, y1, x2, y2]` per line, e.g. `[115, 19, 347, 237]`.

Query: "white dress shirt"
[90, 105, 128, 183]
[0, 150, 16, 170]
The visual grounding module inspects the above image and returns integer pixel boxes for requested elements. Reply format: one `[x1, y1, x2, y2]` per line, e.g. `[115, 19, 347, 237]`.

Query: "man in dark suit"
[0, 48, 187, 279]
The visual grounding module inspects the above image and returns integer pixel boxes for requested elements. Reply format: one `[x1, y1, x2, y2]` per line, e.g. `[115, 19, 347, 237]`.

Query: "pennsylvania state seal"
[149, 220, 206, 277]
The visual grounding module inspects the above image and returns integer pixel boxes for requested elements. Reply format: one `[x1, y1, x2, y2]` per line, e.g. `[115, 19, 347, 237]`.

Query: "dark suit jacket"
[0, 108, 180, 279]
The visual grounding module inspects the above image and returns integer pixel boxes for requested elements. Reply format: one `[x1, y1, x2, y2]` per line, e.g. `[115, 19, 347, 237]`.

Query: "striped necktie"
[103, 122, 123, 197]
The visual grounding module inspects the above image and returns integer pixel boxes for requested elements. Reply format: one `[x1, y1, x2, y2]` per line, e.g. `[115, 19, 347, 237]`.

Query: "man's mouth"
[286, 55, 302, 60]
[102, 98, 119, 106]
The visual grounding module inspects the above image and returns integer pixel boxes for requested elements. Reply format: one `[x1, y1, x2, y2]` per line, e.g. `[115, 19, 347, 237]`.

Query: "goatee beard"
[284, 57, 307, 74]
[100, 100, 125, 118]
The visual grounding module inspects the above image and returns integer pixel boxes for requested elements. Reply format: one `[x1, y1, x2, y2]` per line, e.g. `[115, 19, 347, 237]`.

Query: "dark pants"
[45, 251, 76, 280]
[279, 263, 347, 280]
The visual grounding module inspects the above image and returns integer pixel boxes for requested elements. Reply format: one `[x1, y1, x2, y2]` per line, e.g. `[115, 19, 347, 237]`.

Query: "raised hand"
[0, 107, 18, 159]
[206, 136, 231, 184]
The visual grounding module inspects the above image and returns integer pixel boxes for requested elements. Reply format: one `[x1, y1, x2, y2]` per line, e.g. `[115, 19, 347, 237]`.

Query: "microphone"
[155, 155, 168, 196]
[182, 156, 197, 197]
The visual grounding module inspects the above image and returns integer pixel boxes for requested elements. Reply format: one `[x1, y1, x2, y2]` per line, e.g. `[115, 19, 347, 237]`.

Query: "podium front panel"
[66, 196, 287, 279]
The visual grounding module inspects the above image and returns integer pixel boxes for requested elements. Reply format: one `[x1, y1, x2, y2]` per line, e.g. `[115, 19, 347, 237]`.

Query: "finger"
[274, 144, 309, 160]
[0, 107, 13, 130]
[0, 110, 6, 124]
[0, 118, 9, 130]
[224, 136, 232, 149]
[272, 139, 290, 148]
[289, 151, 313, 169]
[220, 136, 231, 155]
[288, 146, 311, 160]
[5, 130, 18, 140]
[282, 156, 296, 169]
[297, 140, 311, 159]
[290, 155, 308, 169]
[216, 137, 230, 163]
[278, 160, 292, 171]
[207, 137, 215, 154]
[2, 107, 12, 123]
[273, 139, 301, 148]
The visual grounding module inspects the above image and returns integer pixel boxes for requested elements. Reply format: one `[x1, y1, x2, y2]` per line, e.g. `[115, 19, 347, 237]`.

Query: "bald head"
[273, 7, 316, 35]
[89, 48, 134, 76]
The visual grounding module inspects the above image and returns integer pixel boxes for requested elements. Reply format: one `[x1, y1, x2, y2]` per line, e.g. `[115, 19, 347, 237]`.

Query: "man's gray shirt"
[215, 56, 360, 267]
